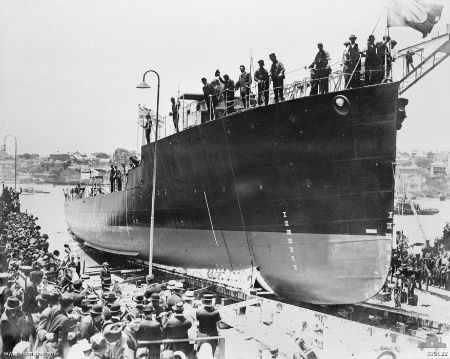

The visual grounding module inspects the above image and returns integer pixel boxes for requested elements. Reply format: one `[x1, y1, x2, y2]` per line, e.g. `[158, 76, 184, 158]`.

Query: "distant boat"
[394, 200, 439, 215]
[22, 187, 35, 194]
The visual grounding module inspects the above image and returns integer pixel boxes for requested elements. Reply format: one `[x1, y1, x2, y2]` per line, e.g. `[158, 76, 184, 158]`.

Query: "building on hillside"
[396, 157, 427, 195]
[49, 153, 71, 162]
[71, 151, 89, 164]
[430, 162, 447, 177]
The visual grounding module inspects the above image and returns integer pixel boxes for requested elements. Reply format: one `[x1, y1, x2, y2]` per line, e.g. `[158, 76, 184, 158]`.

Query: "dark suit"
[163, 314, 192, 354]
[136, 318, 163, 359]
[166, 293, 182, 310]
[37, 307, 71, 356]
[0, 312, 21, 353]
[22, 282, 39, 314]
[78, 315, 102, 340]
[196, 305, 221, 353]
[72, 290, 85, 308]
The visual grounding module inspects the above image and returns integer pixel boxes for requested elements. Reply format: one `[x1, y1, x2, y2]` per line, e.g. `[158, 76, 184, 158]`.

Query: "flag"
[387, 0, 444, 37]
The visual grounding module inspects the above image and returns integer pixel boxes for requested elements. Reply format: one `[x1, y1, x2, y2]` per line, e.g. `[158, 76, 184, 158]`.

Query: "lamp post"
[3, 135, 17, 191]
[136, 70, 160, 276]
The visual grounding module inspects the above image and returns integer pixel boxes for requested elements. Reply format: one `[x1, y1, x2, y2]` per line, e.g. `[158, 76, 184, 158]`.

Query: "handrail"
[138, 335, 225, 345]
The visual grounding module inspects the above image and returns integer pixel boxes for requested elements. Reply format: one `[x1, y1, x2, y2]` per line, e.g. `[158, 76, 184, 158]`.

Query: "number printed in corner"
[426, 351, 449, 357]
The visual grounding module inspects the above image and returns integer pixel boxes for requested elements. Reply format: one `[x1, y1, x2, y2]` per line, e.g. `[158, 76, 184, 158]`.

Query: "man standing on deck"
[170, 97, 180, 133]
[141, 112, 152, 144]
[375, 36, 391, 83]
[362, 35, 378, 86]
[196, 293, 221, 355]
[344, 34, 361, 88]
[217, 71, 235, 113]
[309, 43, 331, 95]
[235, 65, 252, 109]
[115, 166, 122, 192]
[201, 78, 214, 120]
[254, 60, 270, 106]
[109, 165, 116, 193]
[269, 53, 285, 103]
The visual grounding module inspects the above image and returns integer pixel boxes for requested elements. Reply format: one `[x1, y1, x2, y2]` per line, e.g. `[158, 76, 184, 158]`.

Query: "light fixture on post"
[136, 70, 160, 277]
[3, 135, 17, 191]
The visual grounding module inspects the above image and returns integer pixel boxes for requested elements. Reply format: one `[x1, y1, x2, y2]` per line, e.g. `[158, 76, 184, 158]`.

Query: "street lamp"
[3, 135, 17, 191]
[136, 70, 160, 276]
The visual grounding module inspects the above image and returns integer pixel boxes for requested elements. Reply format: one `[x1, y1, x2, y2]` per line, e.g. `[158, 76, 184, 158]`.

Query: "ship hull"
[66, 82, 400, 304]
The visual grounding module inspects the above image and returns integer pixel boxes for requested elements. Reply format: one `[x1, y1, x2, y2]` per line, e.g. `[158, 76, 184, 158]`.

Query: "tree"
[113, 148, 131, 164]
[93, 152, 110, 159]
[413, 156, 433, 170]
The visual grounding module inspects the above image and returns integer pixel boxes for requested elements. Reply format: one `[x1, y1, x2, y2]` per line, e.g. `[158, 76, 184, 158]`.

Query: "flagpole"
[385, 5, 389, 81]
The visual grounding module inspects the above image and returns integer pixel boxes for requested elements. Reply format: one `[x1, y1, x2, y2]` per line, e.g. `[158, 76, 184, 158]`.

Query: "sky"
[0, 0, 449, 155]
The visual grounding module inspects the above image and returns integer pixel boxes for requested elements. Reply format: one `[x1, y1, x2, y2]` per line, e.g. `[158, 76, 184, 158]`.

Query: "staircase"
[398, 31, 450, 95]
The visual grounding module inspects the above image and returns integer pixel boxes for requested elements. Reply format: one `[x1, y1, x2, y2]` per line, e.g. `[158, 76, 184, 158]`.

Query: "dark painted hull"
[66, 83, 400, 304]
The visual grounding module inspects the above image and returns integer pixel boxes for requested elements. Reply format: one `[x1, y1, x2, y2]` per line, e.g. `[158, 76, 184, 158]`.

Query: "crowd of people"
[195, 33, 400, 123]
[387, 226, 450, 308]
[0, 186, 222, 359]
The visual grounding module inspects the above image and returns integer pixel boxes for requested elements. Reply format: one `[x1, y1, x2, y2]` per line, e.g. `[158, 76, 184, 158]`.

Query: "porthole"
[332, 95, 350, 116]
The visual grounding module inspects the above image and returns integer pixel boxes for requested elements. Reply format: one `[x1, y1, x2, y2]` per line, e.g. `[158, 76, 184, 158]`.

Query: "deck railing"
[179, 68, 367, 128]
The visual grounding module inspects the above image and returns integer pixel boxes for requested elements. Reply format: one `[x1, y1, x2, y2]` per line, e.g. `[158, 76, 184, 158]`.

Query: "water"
[394, 197, 450, 249]
[12, 183, 450, 257]
[15, 183, 100, 268]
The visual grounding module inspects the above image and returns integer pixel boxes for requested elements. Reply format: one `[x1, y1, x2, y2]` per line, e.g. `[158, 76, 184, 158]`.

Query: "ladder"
[398, 31, 450, 95]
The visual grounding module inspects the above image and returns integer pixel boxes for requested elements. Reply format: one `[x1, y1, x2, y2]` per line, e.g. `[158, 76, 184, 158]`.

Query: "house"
[430, 161, 447, 177]
[49, 153, 71, 162]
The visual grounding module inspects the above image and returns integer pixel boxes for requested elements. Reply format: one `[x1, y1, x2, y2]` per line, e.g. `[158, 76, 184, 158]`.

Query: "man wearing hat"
[34, 287, 61, 349]
[67, 337, 92, 359]
[89, 333, 108, 359]
[144, 274, 161, 295]
[235, 65, 252, 109]
[343, 34, 361, 88]
[100, 262, 110, 282]
[269, 53, 285, 103]
[216, 71, 235, 113]
[182, 290, 198, 339]
[196, 293, 221, 355]
[0, 272, 13, 314]
[254, 60, 270, 106]
[389, 39, 398, 77]
[166, 281, 183, 310]
[72, 279, 88, 307]
[163, 301, 193, 355]
[22, 268, 43, 314]
[375, 35, 392, 82]
[103, 322, 134, 359]
[362, 35, 379, 85]
[136, 304, 163, 358]
[309, 43, 331, 95]
[80, 298, 92, 316]
[123, 317, 140, 354]
[150, 293, 165, 319]
[79, 303, 104, 340]
[35, 292, 73, 356]
[0, 296, 23, 353]
[109, 303, 121, 321]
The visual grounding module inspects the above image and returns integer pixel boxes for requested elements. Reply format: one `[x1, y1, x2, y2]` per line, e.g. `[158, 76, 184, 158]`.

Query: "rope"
[344, 55, 362, 90]
[371, 9, 385, 35]
[203, 191, 218, 246]
[220, 117, 255, 277]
